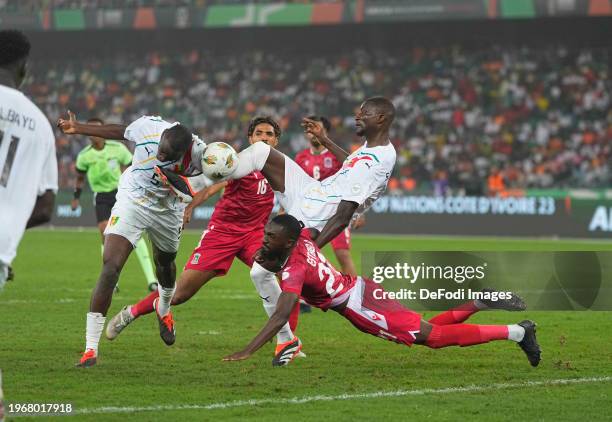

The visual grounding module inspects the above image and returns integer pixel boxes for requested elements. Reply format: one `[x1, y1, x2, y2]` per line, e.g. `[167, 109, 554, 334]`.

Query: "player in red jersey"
[294, 115, 365, 278]
[106, 117, 300, 359]
[223, 214, 542, 367]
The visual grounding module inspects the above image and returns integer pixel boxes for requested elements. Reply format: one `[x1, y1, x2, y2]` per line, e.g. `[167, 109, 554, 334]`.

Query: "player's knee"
[152, 249, 176, 267]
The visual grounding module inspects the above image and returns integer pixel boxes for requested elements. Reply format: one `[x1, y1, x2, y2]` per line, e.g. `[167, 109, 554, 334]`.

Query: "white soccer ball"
[201, 142, 240, 180]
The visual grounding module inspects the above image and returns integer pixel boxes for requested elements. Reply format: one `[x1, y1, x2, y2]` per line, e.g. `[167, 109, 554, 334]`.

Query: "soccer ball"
[201, 142, 240, 180]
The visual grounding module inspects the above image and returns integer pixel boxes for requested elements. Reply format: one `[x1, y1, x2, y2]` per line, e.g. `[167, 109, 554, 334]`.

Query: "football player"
[223, 214, 541, 368]
[0, 30, 57, 291]
[58, 113, 209, 367]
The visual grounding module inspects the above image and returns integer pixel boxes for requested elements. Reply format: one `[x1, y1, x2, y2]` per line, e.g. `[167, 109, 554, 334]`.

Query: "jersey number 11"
[0, 130, 21, 187]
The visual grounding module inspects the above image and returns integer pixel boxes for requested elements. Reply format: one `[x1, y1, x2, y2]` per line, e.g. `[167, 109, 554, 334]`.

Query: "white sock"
[85, 312, 106, 353]
[185, 173, 215, 192]
[250, 262, 294, 344]
[507, 324, 525, 342]
[157, 284, 176, 317]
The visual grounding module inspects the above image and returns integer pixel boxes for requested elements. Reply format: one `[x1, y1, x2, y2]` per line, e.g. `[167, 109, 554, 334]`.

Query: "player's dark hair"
[364, 96, 396, 124]
[0, 30, 31, 67]
[163, 123, 193, 152]
[247, 116, 281, 138]
[306, 115, 331, 132]
[272, 214, 304, 241]
[87, 117, 104, 125]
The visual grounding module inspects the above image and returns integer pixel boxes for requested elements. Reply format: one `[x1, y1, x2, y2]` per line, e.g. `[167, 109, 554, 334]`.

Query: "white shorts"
[277, 157, 338, 230]
[104, 195, 183, 253]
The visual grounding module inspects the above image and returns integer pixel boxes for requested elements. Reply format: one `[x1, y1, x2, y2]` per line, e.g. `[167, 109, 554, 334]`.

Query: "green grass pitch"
[1, 229, 611, 421]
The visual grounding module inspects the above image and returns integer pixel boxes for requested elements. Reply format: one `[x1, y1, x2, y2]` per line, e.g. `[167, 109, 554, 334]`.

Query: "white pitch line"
[45, 376, 609, 416]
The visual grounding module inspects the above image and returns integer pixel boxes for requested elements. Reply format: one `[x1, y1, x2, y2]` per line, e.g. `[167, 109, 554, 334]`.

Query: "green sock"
[135, 238, 157, 285]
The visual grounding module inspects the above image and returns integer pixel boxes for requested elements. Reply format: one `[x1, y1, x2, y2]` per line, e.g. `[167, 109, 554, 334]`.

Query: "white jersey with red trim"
[297, 141, 396, 229]
[0, 85, 58, 266]
[120, 115, 205, 212]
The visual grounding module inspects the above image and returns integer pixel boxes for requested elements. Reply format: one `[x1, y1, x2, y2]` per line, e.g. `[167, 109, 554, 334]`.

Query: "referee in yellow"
[71, 116, 157, 292]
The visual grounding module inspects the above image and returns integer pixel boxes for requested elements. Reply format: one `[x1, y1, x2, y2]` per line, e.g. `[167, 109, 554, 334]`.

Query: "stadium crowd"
[23, 45, 611, 194]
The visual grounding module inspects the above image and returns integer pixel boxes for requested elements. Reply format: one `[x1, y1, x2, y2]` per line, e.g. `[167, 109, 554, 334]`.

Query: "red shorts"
[340, 277, 421, 346]
[330, 227, 351, 250]
[184, 224, 263, 275]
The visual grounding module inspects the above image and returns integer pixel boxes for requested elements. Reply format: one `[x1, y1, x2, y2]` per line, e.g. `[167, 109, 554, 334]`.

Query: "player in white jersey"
[158, 96, 397, 364]
[57, 113, 207, 367]
[0, 30, 58, 292]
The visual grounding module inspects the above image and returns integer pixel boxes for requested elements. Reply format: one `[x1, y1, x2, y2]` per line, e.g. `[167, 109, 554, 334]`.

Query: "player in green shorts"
[71, 117, 158, 292]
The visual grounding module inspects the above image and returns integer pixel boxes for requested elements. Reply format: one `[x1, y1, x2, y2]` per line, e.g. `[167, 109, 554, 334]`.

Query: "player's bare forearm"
[315, 200, 358, 248]
[75, 172, 86, 189]
[73, 123, 127, 140]
[26, 190, 55, 229]
[319, 135, 349, 162]
[191, 181, 227, 208]
[223, 293, 298, 361]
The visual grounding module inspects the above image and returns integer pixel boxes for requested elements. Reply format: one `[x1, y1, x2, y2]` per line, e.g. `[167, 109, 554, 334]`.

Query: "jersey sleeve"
[37, 122, 58, 195]
[340, 159, 380, 205]
[75, 151, 88, 172]
[124, 115, 168, 144]
[119, 143, 133, 165]
[280, 261, 306, 295]
[189, 136, 206, 172]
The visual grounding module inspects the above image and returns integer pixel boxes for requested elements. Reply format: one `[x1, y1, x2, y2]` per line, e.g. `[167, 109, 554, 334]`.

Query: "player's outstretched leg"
[150, 245, 177, 346]
[416, 319, 541, 367]
[77, 234, 133, 367]
[157, 141, 287, 201]
[428, 289, 526, 325]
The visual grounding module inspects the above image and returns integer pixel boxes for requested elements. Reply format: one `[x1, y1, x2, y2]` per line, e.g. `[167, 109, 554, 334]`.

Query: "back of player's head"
[364, 96, 396, 124]
[271, 214, 304, 241]
[87, 117, 104, 125]
[248, 116, 281, 139]
[163, 123, 193, 152]
[0, 30, 31, 68]
[306, 115, 331, 132]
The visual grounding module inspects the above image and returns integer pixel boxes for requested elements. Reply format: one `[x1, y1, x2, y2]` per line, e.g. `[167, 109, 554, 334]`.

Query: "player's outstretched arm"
[315, 200, 358, 248]
[57, 111, 127, 140]
[183, 181, 227, 226]
[223, 292, 299, 361]
[301, 117, 349, 162]
[26, 190, 55, 228]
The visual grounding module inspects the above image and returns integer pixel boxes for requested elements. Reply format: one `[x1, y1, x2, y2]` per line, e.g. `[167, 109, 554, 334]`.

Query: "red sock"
[428, 301, 480, 325]
[288, 300, 300, 332]
[130, 291, 159, 318]
[425, 323, 509, 348]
